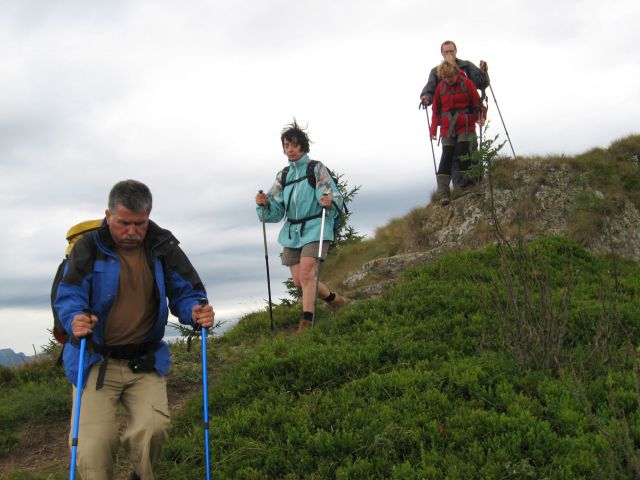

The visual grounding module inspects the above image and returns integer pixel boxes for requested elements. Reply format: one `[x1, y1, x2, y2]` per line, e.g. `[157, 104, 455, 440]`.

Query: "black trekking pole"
[311, 205, 327, 329]
[258, 190, 274, 331]
[69, 310, 91, 480]
[420, 103, 438, 176]
[488, 84, 517, 159]
[198, 298, 212, 480]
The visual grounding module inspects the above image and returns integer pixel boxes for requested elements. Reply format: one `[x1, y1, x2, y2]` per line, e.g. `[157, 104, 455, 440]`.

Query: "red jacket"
[430, 73, 481, 139]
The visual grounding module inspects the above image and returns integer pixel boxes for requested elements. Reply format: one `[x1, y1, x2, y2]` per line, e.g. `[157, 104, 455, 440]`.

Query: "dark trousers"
[437, 140, 472, 176]
[451, 138, 478, 186]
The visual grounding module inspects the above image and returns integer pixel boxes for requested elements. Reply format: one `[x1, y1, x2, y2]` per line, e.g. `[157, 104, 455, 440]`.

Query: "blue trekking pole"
[69, 310, 91, 480]
[198, 298, 212, 479]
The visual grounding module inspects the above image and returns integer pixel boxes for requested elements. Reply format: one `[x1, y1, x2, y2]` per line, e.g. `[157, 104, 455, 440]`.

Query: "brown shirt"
[104, 245, 158, 345]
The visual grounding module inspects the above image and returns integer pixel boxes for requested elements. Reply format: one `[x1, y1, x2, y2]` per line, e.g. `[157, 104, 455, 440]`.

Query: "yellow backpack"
[51, 219, 102, 344]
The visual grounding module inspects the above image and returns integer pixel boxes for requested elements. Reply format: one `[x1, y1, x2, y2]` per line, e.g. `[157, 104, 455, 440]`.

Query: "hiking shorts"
[442, 131, 477, 147]
[281, 242, 330, 266]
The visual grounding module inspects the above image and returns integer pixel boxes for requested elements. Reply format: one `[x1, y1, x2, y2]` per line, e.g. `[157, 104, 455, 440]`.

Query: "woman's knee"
[298, 261, 317, 284]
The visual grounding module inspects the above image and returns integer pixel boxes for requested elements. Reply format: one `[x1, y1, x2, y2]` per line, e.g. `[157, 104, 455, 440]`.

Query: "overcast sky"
[1, 0, 638, 354]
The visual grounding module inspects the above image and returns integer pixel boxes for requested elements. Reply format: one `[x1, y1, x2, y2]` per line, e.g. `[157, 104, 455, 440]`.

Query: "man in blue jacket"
[54, 179, 215, 480]
[255, 120, 345, 331]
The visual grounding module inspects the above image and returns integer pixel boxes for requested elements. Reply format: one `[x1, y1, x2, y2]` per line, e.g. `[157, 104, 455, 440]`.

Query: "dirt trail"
[0, 331, 286, 478]
[0, 370, 203, 479]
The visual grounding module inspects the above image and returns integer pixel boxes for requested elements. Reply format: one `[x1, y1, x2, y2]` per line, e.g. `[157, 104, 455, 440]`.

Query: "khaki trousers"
[69, 358, 170, 480]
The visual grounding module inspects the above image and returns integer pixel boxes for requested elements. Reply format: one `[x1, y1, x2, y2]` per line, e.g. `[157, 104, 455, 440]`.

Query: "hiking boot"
[435, 174, 451, 206]
[297, 318, 312, 333]
[326, 293, 347, 310]
[450, 168, 480, 199]
[451, 187, 471, 200]
[451, 181, 476, 199]
[129, 474, 141, 480]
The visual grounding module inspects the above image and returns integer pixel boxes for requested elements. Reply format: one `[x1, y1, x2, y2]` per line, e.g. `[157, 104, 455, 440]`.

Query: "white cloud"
[1, 0, 639, 351]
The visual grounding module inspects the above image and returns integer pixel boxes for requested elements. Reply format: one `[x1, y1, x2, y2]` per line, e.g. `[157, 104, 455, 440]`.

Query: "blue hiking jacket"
[53, 220, 207, 388]
[257, 154, 343, 248]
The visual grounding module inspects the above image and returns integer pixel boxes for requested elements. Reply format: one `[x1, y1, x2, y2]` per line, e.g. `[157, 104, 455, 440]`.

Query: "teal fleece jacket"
[257, 154, 343, 248]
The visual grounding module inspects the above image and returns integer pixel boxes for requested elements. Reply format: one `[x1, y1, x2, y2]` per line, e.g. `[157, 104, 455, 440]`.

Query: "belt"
[93, 341, 160, 390]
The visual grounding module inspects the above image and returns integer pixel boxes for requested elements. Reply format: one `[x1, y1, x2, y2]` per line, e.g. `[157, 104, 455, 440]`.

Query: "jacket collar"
[288, 153, 310, 171]
[96, 218, 175, 253]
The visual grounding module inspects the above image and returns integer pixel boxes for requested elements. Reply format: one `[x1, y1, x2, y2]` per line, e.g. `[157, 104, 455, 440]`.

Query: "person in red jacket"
[430, 59, 483, 205]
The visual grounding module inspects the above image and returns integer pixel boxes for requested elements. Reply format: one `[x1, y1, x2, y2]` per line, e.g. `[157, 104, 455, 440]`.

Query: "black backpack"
[279, 160, 348, 237]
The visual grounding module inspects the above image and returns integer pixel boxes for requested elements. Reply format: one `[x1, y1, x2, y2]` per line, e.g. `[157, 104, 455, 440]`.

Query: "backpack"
[279, 160, 349, 238]
[437, 74, 475, 116]
[437, 73, 486, 138]
[50, 219, 103, 344]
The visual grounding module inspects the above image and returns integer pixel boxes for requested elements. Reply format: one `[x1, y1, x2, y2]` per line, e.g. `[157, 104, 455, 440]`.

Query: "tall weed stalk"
[475, 135, 572, 372]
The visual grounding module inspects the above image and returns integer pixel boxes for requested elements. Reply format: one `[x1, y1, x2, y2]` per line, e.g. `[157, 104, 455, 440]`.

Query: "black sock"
[323, 292, 336, 303]
[302, 311, 313, 321]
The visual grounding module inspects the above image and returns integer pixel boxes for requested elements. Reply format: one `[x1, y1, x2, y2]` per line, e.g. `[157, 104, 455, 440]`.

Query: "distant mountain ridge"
[0, 348, 29, 367]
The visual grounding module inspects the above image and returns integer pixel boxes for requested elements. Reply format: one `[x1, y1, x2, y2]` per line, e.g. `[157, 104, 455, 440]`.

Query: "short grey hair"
[108, 179, 153, 213]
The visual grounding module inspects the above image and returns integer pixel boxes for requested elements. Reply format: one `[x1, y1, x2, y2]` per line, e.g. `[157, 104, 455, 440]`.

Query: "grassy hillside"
[156, 237, 640, 479]
[2, 135, 640, 479]
[3, 245, 640, 479]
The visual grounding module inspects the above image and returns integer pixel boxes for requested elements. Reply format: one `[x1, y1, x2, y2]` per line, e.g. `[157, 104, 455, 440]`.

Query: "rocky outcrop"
[344, 159, 640, 299]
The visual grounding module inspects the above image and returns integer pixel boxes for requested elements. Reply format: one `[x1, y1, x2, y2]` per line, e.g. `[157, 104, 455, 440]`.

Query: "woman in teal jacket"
[256, 120, 346, 331]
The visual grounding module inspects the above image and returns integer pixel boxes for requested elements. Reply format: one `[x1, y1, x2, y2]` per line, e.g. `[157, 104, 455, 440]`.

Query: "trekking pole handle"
[258, 190, 267, 208]
[72, 308, 94, 343]
[198, 298, 209, 330]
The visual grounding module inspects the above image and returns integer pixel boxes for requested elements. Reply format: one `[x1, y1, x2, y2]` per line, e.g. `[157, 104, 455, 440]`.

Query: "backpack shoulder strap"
[307, 160, 319, 189]
[279, 166, 291, 187]
[436, 83, 447, 117]
[460, 77, 476, 113]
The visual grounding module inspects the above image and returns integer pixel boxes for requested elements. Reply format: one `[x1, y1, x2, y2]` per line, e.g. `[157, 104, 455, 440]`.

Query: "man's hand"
[320, 194, 332, 208]
[255, 190, 268, 207]
[420, 95, 431, 107]
[479, 60, 488, 73]
[192, 303, 215, 329]
[71, 311, 98, 338]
